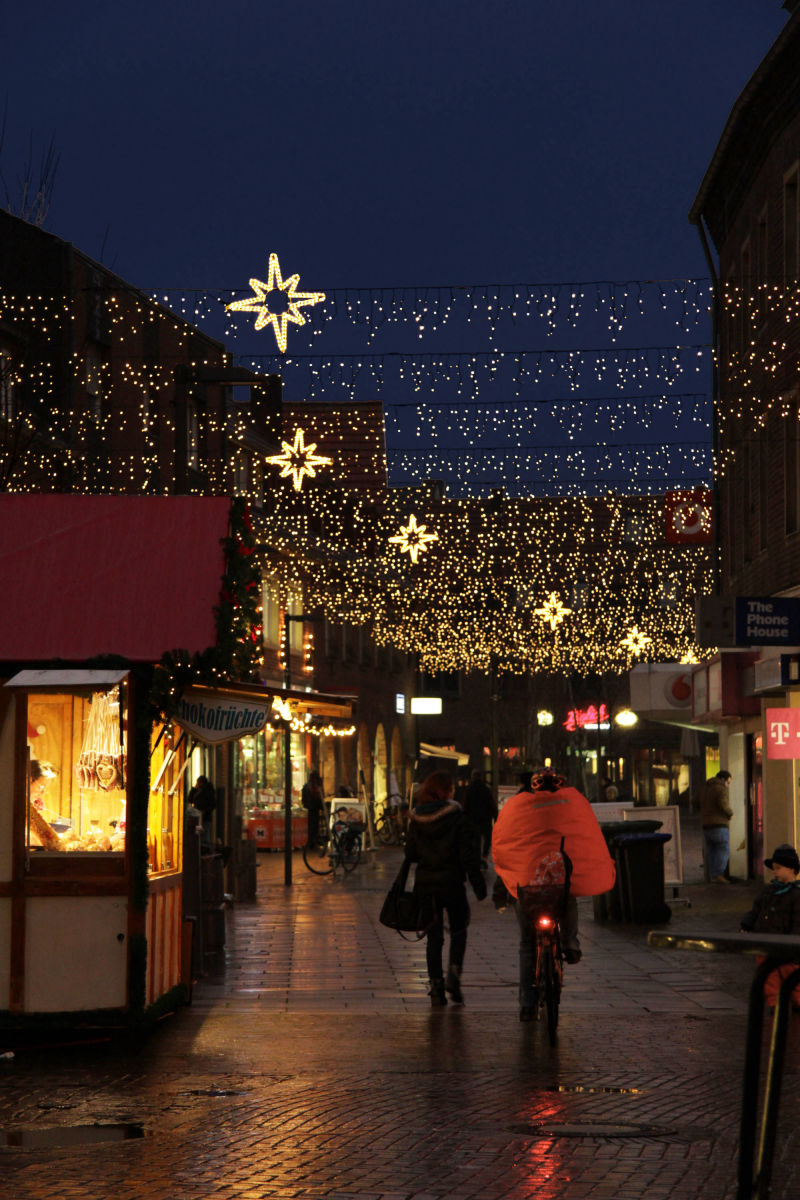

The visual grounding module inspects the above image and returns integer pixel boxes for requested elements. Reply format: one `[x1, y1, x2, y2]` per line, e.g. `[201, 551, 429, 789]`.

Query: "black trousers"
[422, 884, 470, 979]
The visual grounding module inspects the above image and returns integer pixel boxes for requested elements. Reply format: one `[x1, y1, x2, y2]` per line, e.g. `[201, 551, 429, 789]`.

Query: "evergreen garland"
[148, 497, 262, 722]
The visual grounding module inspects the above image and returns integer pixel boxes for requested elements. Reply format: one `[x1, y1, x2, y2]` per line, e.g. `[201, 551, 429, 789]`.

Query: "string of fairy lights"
[4, 262, 797, 673]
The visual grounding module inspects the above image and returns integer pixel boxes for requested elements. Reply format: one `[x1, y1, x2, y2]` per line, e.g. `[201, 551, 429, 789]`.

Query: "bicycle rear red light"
[537, 915, 553, 929]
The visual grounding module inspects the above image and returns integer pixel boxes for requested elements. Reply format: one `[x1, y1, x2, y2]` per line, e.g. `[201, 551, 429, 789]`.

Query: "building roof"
[689, 12, 800, 239]
[0, 495, 231, 662]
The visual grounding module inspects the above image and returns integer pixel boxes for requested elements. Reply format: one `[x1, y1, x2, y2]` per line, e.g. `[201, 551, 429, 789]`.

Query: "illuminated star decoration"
[267, 428, 333, 490]
[226, 252, 326, 353]
[388, 514, 439, 564]
[533, 592, 573, 630]
[621, 626, 652, 656]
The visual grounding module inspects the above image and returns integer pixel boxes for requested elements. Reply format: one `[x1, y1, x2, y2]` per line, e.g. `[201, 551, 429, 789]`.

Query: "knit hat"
[764, 844, 800, 873]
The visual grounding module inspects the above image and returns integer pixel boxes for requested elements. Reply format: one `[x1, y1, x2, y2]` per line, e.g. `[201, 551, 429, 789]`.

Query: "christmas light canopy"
[388, 514, 439, 563]
[266, 428, 333, 490]
[226, 252, 325, 353]
[533, 592, 573, 630]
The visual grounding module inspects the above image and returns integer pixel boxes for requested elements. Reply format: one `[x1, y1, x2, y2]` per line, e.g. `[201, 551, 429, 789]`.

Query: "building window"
[187, 400, 200, 470]
[756, 205, 768, 326]
[233, 451, 250, 496]
[783, 167, 799, 283]
[759, 428, 769, 551]
[84, 347, 105, 420]
[785, 401, 800, 535]
[0, 349, 17, 421]
[262, 580, 281, 648]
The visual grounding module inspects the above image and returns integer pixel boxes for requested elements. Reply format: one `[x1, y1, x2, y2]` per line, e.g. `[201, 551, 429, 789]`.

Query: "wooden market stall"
[0, 493, 247, 1030]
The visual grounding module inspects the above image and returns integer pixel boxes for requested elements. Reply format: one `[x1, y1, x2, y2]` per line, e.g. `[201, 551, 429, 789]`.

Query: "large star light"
[226, 253, 326, 353]
[388, 515, 439, 564]
[621, 626, 652, 656]
[267, 428, 333, 490]
[533, 592, 573, 630]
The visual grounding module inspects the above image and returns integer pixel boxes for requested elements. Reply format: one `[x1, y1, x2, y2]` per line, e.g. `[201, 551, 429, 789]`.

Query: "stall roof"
[0, 495, 231, 662]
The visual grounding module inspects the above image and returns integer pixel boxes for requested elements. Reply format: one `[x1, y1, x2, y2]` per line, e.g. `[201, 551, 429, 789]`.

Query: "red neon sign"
[564, 703, 609, 731]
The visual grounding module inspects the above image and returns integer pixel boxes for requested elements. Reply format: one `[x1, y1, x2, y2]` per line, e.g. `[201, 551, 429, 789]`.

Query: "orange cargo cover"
[493, 786, 615, 898]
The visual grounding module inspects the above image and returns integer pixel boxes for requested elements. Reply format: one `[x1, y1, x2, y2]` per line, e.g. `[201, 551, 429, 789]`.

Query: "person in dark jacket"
[405, 770, 487, 1007]
[463, 769, 497, 866]
[302, 771, 325, 846]
[740, 843, 800, 1010]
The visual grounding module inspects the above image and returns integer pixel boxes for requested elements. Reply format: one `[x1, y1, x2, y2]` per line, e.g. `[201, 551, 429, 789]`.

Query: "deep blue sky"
[1, 2, 790, 494]
[2, 1, 786, 288]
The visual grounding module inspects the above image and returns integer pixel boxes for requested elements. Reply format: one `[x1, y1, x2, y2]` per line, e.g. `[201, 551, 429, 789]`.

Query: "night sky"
[1, 1, 790, 493]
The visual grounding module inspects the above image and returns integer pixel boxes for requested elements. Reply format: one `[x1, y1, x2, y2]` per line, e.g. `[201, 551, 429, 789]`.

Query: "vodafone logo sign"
[665, 489, 713, 544]
[663, 671, 692, 708]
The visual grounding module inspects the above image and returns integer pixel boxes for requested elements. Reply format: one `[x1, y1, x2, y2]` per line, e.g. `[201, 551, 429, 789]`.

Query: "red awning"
[0, 495, 232, 662]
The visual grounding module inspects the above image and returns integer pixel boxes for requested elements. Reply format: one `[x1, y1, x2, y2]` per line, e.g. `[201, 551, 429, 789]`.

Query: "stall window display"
[26, 686, 127, 854]
[148, 723, 184, 874]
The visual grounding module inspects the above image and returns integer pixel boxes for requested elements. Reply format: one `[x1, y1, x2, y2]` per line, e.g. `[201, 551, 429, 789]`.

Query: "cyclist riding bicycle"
[492, 769, 615, 1021]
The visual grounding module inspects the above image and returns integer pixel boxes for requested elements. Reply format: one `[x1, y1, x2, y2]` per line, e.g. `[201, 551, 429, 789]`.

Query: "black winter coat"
[741, 880, 800, 935]
[405, 800, 486, 899]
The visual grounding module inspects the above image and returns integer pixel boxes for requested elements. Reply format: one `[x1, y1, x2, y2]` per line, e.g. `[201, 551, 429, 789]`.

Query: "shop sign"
[175, 688, 271, 744]
[564, 703, 609, 731]
[766, 708, 800, 759]
[735, 597, 800, 646]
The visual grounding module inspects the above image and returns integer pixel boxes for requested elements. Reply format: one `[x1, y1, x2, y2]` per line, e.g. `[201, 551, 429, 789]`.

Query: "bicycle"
[533, 908, 563, 1045]
[302, 806, 365, 876]
[518, 878, 567, 1045]
[374, 796, 407, 846]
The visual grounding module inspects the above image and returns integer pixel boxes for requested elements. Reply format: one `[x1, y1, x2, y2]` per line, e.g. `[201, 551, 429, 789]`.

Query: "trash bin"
[612, 832, 672, 924]
[594, 820, 664, 923]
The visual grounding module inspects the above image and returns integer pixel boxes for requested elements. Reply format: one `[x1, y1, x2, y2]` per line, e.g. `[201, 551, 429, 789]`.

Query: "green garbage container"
[594, 820, 664, 923]
[612, 831, 672, 924]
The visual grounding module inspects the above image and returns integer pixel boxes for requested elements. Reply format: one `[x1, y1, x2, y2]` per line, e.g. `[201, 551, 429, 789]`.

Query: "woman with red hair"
[405, 771, 487, 1007]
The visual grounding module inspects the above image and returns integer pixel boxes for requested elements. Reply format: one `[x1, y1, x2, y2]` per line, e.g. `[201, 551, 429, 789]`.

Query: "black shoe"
[429, 979, 447, 1007]
[564, 948, 582, 965]
[445, 967, 464, 1005]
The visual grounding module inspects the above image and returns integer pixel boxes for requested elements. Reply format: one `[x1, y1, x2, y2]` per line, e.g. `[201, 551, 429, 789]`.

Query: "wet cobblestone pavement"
[1, 831, 799, 1200]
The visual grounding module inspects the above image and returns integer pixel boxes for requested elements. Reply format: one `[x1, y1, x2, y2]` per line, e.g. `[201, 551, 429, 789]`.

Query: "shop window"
[148, 723, 184, 874]
[26, 685, 127, 855]
[783, 167, 799, 283]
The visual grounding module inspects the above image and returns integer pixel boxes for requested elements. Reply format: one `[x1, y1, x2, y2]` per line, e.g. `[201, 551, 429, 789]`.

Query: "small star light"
[226, 252, 326, 353]
[533, 592, 573, 631]
[621, 627, 652, 657]
[267, 428, 333, 490]
[271, 696, 292, 722]
[388, 514, 439, 564]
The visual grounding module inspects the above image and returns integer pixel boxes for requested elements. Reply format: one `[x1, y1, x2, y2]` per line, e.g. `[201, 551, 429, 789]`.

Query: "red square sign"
[665, 489, 713, 544]
[766, 708, 800, 759]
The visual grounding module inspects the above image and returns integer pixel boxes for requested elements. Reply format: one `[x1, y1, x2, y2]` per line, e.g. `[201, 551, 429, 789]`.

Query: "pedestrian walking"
[699, 769, 733, 882]
[740, 843, 800, 1010]
[463, 769, 497, 866]
[404, 770, 487, 1007]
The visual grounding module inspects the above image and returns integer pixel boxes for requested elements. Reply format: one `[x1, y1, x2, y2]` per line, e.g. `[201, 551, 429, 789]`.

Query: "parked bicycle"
[374, 793, 407, 846]
[302, 804, 365, 876]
